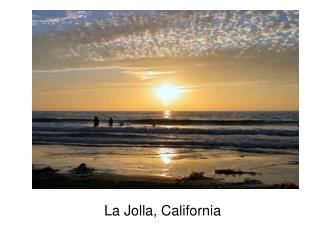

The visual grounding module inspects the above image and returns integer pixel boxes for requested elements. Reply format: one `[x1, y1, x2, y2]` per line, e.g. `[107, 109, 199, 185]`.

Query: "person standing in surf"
[93, 116, 99, 127]
[109, 117, 113, 127]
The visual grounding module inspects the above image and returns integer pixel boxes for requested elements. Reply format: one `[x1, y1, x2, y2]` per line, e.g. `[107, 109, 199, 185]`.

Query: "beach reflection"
[158, 148, 175, 165]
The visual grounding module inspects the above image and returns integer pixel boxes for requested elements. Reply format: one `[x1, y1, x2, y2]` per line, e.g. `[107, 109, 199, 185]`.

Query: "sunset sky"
[32, 10, 299, 111]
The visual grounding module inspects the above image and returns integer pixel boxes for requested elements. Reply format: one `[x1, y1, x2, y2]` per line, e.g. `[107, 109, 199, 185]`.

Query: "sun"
[153, 84, 182, 106]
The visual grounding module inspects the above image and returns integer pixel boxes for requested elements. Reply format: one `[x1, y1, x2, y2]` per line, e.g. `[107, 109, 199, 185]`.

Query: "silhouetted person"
[120, 121, 124, 127]
[93, 116, 99, 127]
[109, 117, 113, 127]
[152, 120, 156, 128]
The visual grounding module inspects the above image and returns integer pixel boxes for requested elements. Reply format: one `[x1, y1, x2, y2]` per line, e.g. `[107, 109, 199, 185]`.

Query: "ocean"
[32, 111, 299, 184]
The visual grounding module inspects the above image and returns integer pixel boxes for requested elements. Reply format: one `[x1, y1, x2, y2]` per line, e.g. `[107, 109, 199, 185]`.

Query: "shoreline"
[32, 165, 298, 189]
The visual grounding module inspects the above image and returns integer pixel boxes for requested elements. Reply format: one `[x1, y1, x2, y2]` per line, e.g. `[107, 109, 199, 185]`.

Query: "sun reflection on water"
[158, 148, 175, 165]
[163, 110, 171, 119]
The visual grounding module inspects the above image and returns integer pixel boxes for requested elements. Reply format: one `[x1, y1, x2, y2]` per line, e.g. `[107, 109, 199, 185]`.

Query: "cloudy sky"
[32, 10, 299, 111]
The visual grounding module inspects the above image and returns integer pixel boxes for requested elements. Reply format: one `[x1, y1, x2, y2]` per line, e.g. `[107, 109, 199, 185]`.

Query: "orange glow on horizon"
[33, 57, 298, 112]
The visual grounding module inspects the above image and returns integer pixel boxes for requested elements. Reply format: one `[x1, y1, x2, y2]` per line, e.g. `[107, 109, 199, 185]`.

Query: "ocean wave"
[126, 119, 298, 125]
[32, 117, 298, 125]
[33, 118, 89, 123]
[32, 135, 298, 151]
[32, 126, 299, 137]
[32, 125, 299, 153]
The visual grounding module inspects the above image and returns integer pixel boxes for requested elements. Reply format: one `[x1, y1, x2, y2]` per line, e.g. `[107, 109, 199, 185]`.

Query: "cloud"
[33, 10, 299, 71]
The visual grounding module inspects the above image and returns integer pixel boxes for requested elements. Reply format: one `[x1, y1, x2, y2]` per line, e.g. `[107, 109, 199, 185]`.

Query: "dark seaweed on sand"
[33, 166, 58, 175]
[182, 171, 210, 181]
[215, 169, 259, 176]
[32, 165, 298, 189]
[70, 163, 95, 174]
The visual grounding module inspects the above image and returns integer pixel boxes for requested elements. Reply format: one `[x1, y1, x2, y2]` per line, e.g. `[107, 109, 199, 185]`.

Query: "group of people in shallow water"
[93, 116, 156, 128]
[93, 116, 124, 128]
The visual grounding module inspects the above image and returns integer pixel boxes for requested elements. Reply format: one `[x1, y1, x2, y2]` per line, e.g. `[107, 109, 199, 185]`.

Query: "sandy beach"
[32, 144, 298, 189]
[32, 164, 298, 189]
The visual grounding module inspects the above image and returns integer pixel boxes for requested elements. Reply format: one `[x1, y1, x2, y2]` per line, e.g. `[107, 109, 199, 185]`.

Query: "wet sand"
[32, 144, 298, 189]
[32, 166, 297, 189]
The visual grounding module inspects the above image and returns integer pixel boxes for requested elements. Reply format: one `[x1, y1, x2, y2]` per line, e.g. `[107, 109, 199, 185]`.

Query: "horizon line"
[32, 110, 299, 112]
